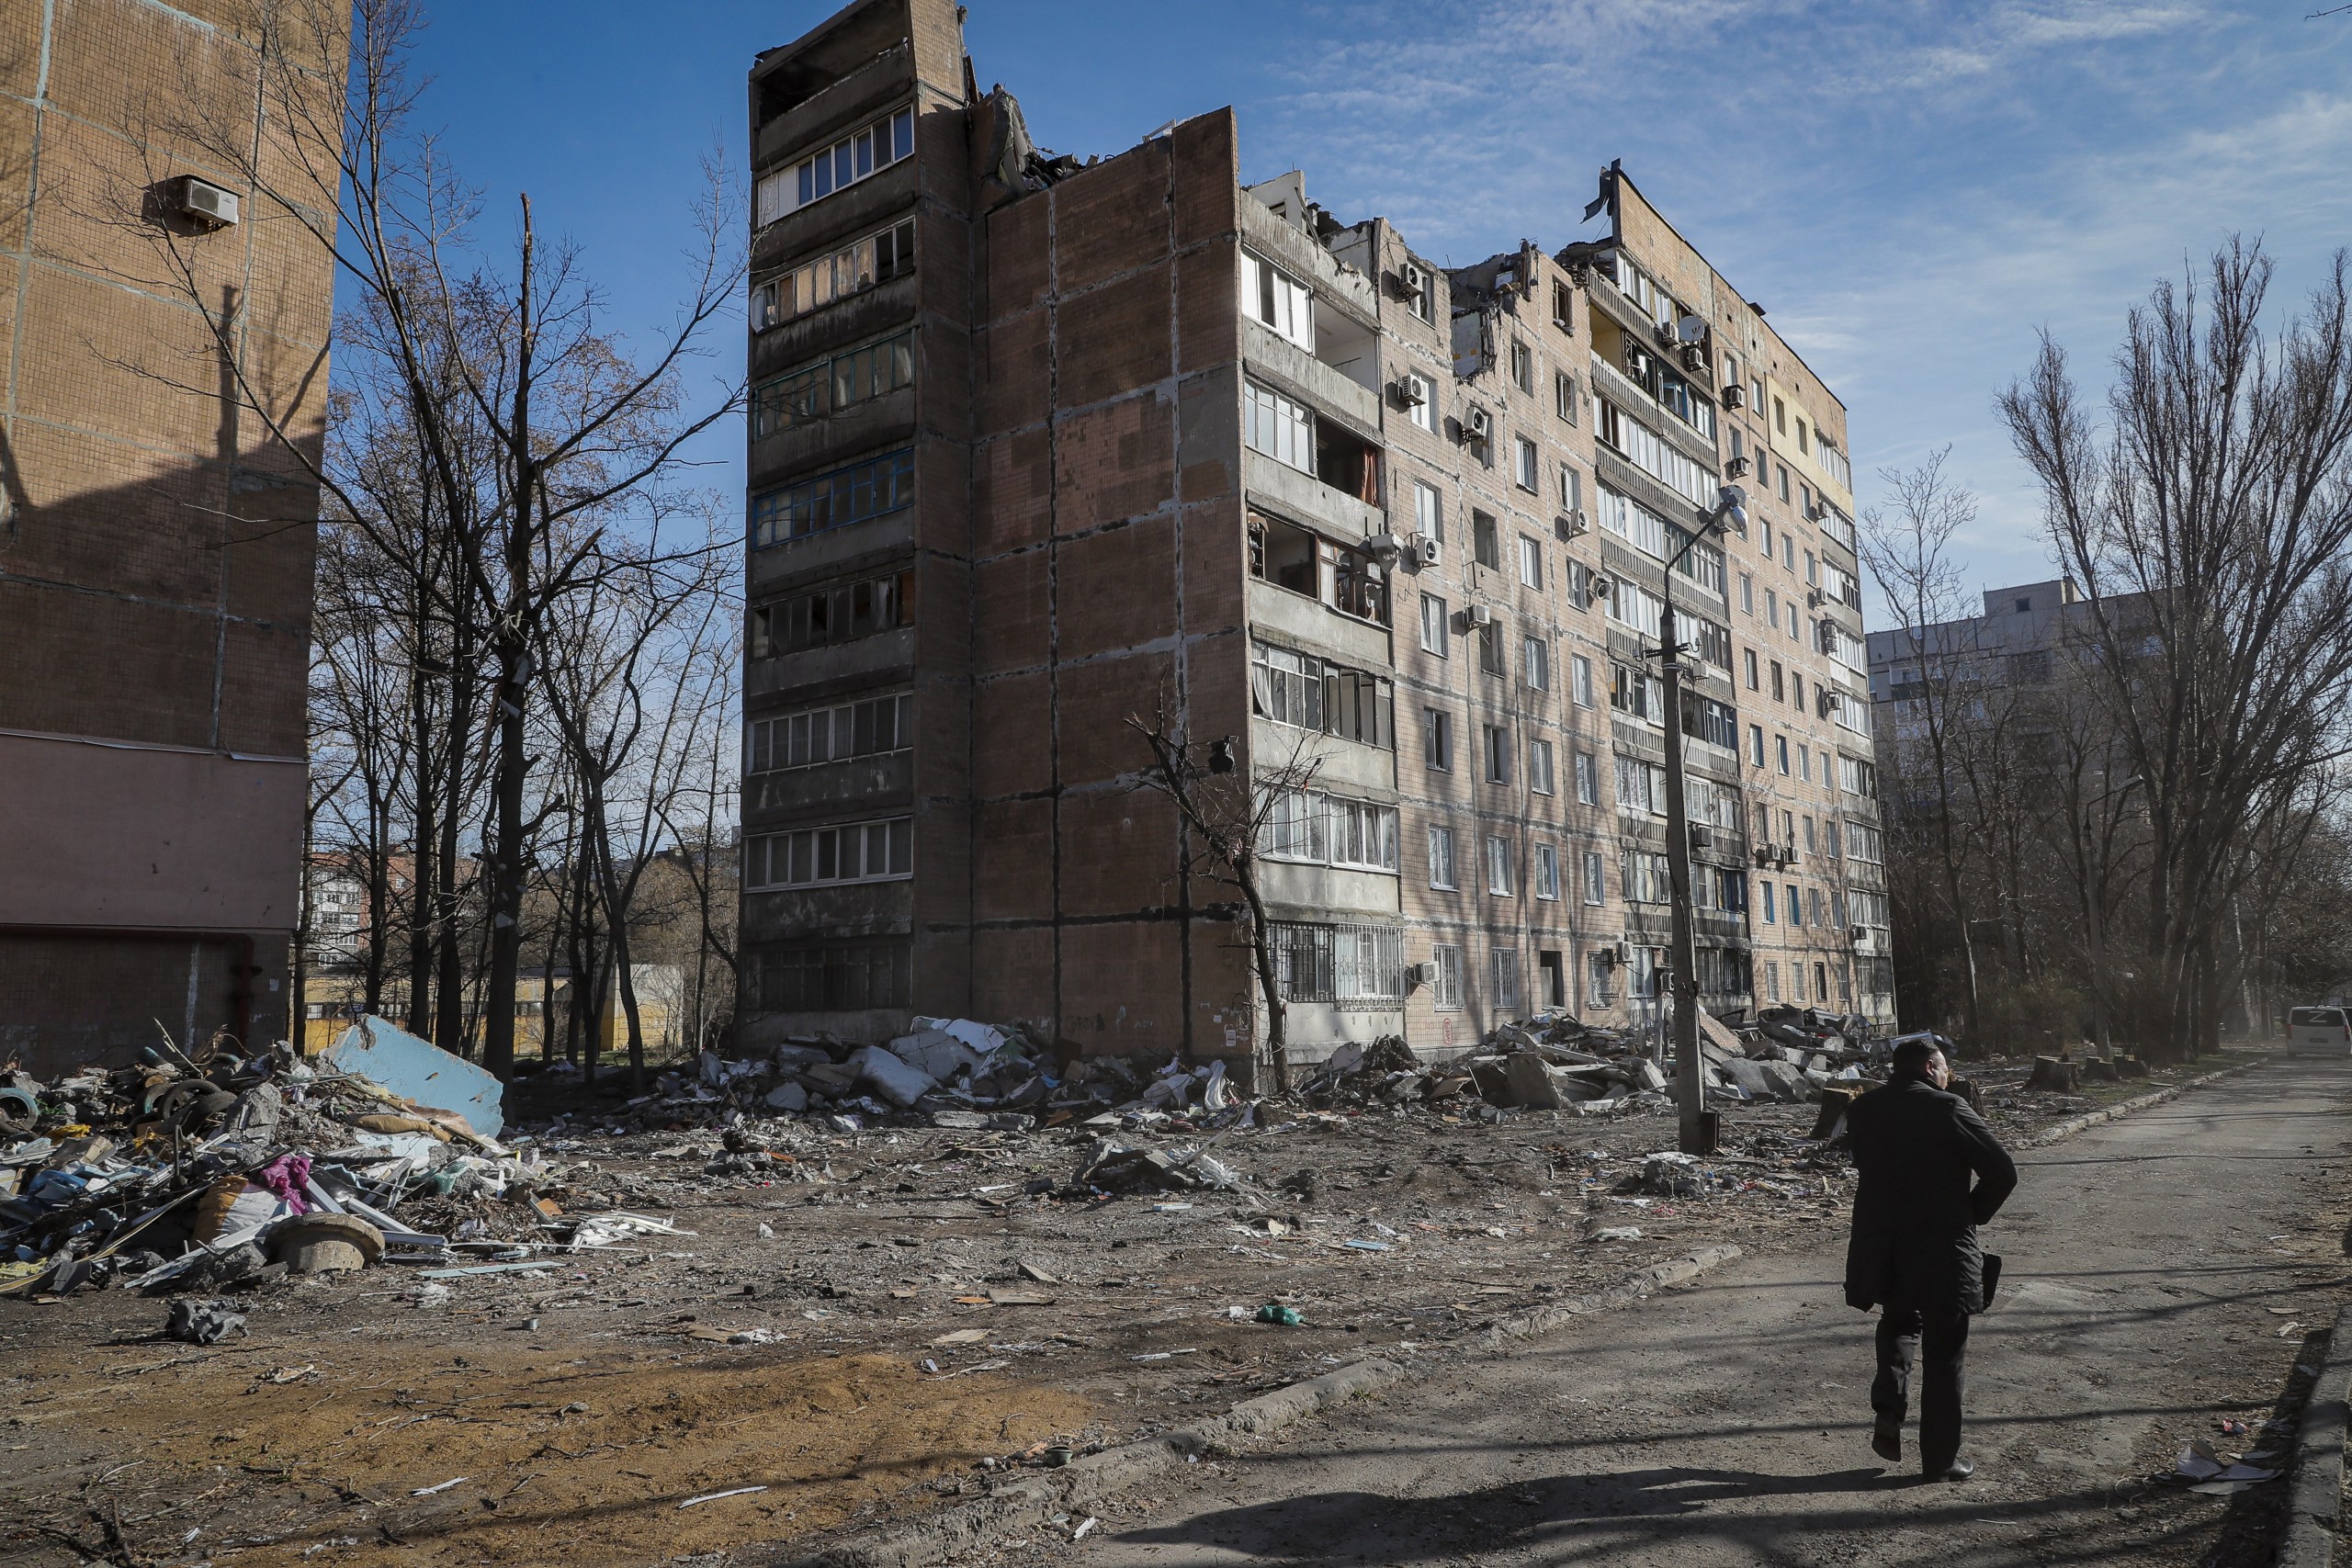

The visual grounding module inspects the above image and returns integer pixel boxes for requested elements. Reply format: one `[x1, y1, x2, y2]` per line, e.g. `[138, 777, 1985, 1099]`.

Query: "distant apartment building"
[738, 0, 1890, 1064]
[0, 4, 340, 1068]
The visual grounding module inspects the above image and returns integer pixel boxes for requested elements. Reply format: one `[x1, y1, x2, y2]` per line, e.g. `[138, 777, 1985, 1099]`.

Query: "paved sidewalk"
[1058, 1059, 2352, 1568]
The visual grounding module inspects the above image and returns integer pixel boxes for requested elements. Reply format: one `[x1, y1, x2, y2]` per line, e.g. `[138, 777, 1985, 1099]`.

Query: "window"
[1586, 950, 1614, 1007]
[1770, 660, 1785, 702]
[1241, 251, 1315, 350]
[1528, 737, 1555, 795]
[1477, 620, 1503, 675]
[1408, 371, 1437, 433]
[1803, 817, 1818, 856]
[1518, 535, 1544, 589]
[1431, 943, 1463, 1009]
[1773, 395, 1787, 434]
[1846, 820, 1883, 863]
[1744, 649, 1759, 690]
[1760, 881, 1777, 923]
[1252, 641, 1396, 747]
[755, 217, 918, 332]
[752, 448, 916, 547]
[1417, 594, 1451, 659]
[752, 329, 916, 436]
[1428, 826, 1457, 889]
[1521, 439, 1544, 493]
[1796, 417, 1810, 456]
[748, 817, 912, 889]
[1553, 280, 1574, 332]
[1522, 634, 1550, 690]
[755, 107, 915, 224]
[1605, 577, 1666, 641]
[1689, 695, 1738, 750]
[1611, 662, 1666, 723]
[1582, 850, 1606, 905]
[1839, 754, 1879, 799]
[1776, 734, 1791, 774]
[1809, 886, 1826, 927]
[1792, 671, 1805, 711]
[1491, 948, 1522, 1013]
[1244, 380, 1316, 473]
[1614, 755, 1666, 817]
[749, 570, 914, 655]
[1797, 743, 1812, 784]
[1787, 601, 1801, 640]
[1571, 654, 1594, 708]
[1484, 724, 1510, 784]
[1596, 481, 1666, 558]
[1422, 707, 1453, 772]
[1534, 843, 1560, 900]
[1558, 462, 1581, 512]
[1764, 960, 1781, 1001]
[1594, 400, 1715, 506]
[1760, 518, 1774, 558]
[752, 942, 911, 1012]
[1414, 479, 1443, 540]
[1260, 790, 1399, 872]
[1621, 849, 1670, 904]
[1555, 369, 1577, 424]
[747, 692, 912, 773]
[1815, 961, 1830, 1003]
[1573, 750, 1598, 805]
[1272, 922, 1406, 1005]
[1472, 509, 1499, 569]
[1747, 724, 1765, 768]
[1486, 835, 1515, 895]
[1778, 463, 1792, 503]
[1510, 338, 1534, 393]
[1805, 549, 1817, 585]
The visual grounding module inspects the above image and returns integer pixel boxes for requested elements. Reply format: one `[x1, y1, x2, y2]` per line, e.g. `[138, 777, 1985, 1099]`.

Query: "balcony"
[1242, 318, 1382, 438]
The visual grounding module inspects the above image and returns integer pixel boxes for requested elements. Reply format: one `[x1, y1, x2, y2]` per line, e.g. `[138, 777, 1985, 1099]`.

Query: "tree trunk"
[481, 637, 529, 1081]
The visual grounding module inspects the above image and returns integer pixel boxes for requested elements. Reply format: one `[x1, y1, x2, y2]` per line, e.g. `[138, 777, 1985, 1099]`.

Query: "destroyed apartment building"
[739, 0, 1892, 1069]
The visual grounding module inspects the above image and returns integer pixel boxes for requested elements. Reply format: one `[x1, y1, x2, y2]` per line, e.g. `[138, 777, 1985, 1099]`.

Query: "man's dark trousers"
[1873, 1305, 1971, 1473]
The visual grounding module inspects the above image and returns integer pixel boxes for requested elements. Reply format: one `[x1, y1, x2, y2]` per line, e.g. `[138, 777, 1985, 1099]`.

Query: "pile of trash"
[0, 1018, 679, 1312]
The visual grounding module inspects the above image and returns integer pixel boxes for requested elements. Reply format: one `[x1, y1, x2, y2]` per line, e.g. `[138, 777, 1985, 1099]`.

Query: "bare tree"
[1126, 708, 1326, 1095]
[2001, 240, 2352, 1053]
[1860, 449, 1989, 1040]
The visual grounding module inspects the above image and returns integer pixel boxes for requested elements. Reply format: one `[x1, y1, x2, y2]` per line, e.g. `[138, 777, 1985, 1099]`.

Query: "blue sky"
[406, 1, 2352, 605]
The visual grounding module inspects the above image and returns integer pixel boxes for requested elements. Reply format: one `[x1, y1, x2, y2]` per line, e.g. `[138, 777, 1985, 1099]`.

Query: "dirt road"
[1054, 1058, 2352, 1568]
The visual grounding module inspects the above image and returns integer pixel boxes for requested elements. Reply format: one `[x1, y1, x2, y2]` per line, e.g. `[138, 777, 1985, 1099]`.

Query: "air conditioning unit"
[1390, 378, 1426, 409]
[1464, 604, 1494, 628]
[1555, 511, 1589, 541]
[1816, 688, 1838, 718]
[1817, 620, 1839, 654]
[1612, 940, 1634, 964]
[1464, 405, 1492, 442]
[1778, 845, 1797, 868]
[1806, 589, 1825, 609]
[1366, 532, 1406, 562]
[1724, 455, 1751, 479]
[1678, 343, 1706, 372]
[1849, 926, 1870, 944]
[1406, 961, 1440, 987]
[1689, 826, 1713, 851]
[1587, 574, 1612, 604]
[171, 175, 239, 229]
[1722, 383, 1747, 411]
[1412, 533, 1442, 565]
[1399, 259, 1429, 298]
[1753, 845, 1776, 868]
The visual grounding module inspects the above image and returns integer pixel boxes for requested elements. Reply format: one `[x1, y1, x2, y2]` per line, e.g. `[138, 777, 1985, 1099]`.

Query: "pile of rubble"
[0, 1019, 682, 1322]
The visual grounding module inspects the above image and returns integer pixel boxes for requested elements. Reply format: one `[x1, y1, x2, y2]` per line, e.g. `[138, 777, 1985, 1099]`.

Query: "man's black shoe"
[1926, 1459, 1973, 1483]
[1871, 1419, 1902, 1462]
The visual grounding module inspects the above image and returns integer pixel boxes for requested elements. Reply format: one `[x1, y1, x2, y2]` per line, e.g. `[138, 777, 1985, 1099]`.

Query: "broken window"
[752, 329, 916, 437]
[1472, 510, 1499, 570]
[753, 942, 910, 1012]
[757, 570, 916, 655]
[1483, 724, 1510, 784]
[1422, 707, 1453, 771]
[747, 692, 912, 773]
[1552, 281, 1575, 333]
[1250, 640, 1395, 748]
[1510, 338, 1534, 393]
[756, 218, 915, 330]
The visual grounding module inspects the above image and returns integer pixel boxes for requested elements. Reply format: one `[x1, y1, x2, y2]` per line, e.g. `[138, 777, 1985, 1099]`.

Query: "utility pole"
[1661, 485, 1747, 1156]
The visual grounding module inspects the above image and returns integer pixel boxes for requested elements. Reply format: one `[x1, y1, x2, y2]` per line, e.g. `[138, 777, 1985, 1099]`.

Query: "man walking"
[1844, 1035, 2017, 1482]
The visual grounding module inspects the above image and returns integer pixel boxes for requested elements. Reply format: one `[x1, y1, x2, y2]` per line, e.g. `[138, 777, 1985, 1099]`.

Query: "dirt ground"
[0, 1052, 2238, 1567]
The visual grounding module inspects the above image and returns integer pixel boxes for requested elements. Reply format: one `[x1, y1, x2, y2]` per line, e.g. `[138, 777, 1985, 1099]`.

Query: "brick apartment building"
[0, 2, 338, 1067]
[739, 0, 1890, 1066]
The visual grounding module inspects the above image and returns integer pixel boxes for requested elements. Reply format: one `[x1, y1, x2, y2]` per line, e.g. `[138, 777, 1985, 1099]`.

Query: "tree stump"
[1944, 1075, 1986, 1114]
[1811, 1086, 1861, 1140]
[2027, 1056, 2081, 1092]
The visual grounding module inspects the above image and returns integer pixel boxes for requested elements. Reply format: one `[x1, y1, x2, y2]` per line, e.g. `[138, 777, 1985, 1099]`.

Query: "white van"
[2286, 1006, 2352, 1056]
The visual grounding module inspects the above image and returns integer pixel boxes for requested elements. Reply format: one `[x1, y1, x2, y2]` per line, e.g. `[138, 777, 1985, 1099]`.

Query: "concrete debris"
[164, 1297, 248, 1345]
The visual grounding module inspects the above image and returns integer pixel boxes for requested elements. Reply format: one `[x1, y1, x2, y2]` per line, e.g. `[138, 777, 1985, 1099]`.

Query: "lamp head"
[1713, 483, 1748, 536]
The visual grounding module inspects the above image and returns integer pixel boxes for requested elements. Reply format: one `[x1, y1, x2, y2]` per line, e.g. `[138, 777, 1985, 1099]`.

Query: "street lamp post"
[1659, 484, 1747, 1157]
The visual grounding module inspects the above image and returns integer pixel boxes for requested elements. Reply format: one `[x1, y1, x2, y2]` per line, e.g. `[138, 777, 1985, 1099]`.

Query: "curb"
[2282, 1305, 2352, 1568]
[2019, 1061, 2256, 1149]
[749, 1244, 1745, 1568]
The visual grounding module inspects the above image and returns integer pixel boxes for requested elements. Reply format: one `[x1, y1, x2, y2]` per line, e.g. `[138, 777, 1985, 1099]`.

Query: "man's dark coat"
[1844, 1073, 2018, 1314]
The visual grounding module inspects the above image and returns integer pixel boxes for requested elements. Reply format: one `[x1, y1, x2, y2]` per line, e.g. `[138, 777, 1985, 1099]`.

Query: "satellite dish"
[1677, 314, 1707, 345]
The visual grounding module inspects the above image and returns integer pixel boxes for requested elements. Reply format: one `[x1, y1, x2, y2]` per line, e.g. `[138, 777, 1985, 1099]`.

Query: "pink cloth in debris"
[254, 1153, 311, 1216]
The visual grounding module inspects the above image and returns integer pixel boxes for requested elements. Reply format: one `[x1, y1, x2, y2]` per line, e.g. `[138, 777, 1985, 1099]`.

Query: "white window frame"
[1413, 478, 1443, 537]
[1517, 535, 1544, 590]
[1522, 634, 1550, 690]
[748, 816, 913, 889]
[1574, 750, 1598, 805]
[1528, 736, 1555, 795]
[1485, 834, 1515, 896]
[1408, 371, 1437, 433]
[1419, 592, 1449, 657]
[1582, 850, 1606, 905]
[1241, 250, 1316, 351]
[1244, 380, 1316, 474]
[1515, 436, 1539, 491]
[1431, 942, 1463, 1009]
[1533, 842, 1560, 901]
[756, 107, 916, 225]
[1427, 825, 1457, 890]
[1492, 947, 1521, 1013]
[1571, 654, 1594, 708]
